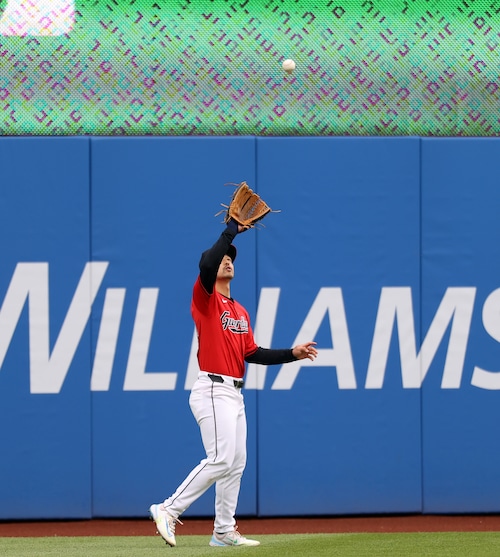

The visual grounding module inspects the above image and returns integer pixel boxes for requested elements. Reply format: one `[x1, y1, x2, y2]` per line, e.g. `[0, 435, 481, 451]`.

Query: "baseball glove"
[218, 182, 278, 227]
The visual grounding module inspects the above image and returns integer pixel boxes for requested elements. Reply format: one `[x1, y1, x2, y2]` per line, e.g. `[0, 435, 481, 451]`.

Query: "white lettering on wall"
[471, 288, 500, 390]
[91, 288, 126, 391]
[0, 262, 499, 392]
[245, 287, 281, 390]
[365, 287, 475, 389]
[0, 262, 107, 394]
[122, 288, 177, 391]
[272, 287, 356, 390]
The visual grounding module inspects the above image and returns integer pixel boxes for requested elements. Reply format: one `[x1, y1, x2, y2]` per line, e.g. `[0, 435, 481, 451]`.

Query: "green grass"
[1, 533, 500, 557]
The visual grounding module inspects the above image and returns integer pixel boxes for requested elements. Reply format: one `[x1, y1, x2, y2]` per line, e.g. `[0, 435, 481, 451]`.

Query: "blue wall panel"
[0, 138, 92, 519]
[89, 137, 258, 517]
[0, 136, 498, 520]
[421, 138, 500, 512]
[254, 137, 422, 514]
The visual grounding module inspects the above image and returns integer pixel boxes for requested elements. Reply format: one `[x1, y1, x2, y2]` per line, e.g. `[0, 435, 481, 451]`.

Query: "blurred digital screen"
[0, 0, 498, 136]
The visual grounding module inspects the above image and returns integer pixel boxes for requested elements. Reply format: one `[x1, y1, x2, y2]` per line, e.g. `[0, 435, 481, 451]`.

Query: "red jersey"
[191, 275, 258, 379]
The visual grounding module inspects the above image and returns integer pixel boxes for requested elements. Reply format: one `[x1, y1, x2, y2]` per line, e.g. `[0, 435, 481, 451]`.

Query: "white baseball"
[282, 59, 296, 73]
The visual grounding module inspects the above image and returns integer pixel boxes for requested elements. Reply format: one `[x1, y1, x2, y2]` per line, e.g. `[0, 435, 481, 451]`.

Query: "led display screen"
[0, 0, 498, 135]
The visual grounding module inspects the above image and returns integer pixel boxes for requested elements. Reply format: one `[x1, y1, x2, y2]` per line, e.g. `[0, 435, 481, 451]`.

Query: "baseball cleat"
[209, 527, 260, 547]
[149, 503, 182, 547]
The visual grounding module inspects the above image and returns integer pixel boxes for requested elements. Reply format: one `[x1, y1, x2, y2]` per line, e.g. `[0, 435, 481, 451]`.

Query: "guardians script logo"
[220, 311, 249, 334]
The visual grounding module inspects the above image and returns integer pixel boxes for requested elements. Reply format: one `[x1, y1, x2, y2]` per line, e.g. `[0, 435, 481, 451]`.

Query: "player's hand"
[292, 342, 318, 361]
[227, 219, 250, 234]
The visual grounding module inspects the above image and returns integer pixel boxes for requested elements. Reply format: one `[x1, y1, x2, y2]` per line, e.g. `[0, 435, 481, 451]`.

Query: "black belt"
[208, 373, 244, 389]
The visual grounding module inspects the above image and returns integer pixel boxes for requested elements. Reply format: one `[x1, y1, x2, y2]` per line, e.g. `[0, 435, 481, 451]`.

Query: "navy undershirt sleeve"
[199, 223, 237, 294]
[245, 347, 297, 365]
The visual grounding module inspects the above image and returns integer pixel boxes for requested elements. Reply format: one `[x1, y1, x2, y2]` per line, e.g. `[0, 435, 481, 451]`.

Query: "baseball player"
[149, 218, 318, 547]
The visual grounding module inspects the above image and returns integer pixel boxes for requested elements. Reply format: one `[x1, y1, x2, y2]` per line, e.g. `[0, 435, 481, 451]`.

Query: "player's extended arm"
[246, 342, 317, 364]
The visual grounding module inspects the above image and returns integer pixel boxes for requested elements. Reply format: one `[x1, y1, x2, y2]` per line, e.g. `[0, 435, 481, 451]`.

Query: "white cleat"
[209, 527, 260, 547]
[149, 503, 182, 547]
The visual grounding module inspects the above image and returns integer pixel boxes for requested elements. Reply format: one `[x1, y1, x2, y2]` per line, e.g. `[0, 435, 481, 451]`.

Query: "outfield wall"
[0, 137, 499, 519]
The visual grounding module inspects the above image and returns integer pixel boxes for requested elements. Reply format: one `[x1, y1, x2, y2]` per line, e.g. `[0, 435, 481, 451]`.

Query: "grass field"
[1, 532, 500, 557]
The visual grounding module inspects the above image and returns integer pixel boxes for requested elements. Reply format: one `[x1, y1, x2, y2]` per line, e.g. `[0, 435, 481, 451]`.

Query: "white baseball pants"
[162, 372, 247, 533]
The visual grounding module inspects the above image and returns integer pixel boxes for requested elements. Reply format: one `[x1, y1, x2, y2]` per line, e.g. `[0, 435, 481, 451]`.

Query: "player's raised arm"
[198, 220, 239, 294]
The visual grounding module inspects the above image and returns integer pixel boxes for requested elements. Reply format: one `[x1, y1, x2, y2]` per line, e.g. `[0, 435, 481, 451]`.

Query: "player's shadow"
[0, 0, 74, 36]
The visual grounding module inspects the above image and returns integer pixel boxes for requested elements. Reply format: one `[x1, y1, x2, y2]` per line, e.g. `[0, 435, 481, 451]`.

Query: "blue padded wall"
[0, 138, 92, 518]
[0, 136, 499, 519]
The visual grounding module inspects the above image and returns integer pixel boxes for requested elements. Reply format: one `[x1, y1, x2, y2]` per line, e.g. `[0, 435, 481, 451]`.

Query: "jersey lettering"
[220, 310, 249, 334]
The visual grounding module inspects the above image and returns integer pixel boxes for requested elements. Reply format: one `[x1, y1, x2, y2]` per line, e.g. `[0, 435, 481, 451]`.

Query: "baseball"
[282, 59, 296, 73]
